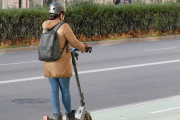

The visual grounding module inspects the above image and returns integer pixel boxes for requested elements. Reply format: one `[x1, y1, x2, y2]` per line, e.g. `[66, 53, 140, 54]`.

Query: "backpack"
[38, 22, 67, 62]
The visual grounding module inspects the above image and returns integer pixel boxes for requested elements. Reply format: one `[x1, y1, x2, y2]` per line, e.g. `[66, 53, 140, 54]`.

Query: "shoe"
[53, 113, 63, 120]
[66, 110, 77, 120]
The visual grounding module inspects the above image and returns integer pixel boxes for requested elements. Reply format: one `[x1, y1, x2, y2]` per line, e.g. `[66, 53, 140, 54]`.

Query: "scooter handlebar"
[71, 47, 92, 53]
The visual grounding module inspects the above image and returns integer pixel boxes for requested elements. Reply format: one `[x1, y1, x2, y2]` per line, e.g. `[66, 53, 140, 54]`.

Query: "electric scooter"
[43, 47, 92, 120]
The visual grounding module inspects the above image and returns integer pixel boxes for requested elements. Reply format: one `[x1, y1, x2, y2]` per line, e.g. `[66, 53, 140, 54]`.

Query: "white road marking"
[0, 61, 39, 66]
[90, 95, 180, 114]
[90, 95, 180, 115]
[78, 59, 180, 74]
[0, 76, 44, 84]
[144, 47, 177, 51]
[150, 106, 180, 114]
[119, 117, 126, 119]
[1, 59, 180, 85]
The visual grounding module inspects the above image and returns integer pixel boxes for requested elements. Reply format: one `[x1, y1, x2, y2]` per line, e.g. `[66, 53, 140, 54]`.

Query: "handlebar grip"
[85, 47, 92, 53]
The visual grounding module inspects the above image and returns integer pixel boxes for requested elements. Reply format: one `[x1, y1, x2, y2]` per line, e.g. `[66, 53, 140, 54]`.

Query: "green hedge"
[66, 1, 180, 36]
[0, 6, 48, 45]
[1, 2, 180, 45]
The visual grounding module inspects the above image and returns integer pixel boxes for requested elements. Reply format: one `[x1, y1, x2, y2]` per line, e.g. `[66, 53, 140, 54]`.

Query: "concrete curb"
[0, 35, 180, 53]
[0, 46, 38, 53]
[85, 34, 180, 45]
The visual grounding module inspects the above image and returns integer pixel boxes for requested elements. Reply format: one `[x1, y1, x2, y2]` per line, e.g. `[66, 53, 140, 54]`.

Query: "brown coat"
[42, 19, 86, 78]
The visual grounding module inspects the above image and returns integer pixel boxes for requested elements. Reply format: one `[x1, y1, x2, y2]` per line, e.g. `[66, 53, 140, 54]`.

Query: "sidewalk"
[90, 96, 180, 120]
[0, 34, 180, 53]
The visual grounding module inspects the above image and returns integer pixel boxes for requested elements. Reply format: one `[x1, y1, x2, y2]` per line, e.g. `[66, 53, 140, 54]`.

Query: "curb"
[0, 46, 38, 53]
[0, 35, 180, 53]
[85, 34, 180, 45]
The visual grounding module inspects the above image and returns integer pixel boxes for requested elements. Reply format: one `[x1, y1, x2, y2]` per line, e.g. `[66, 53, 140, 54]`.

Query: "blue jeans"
[48, 77, 71, 114]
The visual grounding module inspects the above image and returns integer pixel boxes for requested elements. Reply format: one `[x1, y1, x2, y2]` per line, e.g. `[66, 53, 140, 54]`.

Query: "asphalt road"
[0, 38, 180, 120]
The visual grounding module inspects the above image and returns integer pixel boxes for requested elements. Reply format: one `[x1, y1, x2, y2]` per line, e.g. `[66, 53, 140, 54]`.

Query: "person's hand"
[84, 43, 88, 52]
[83, 43, 90, 53]
[84, 43, 88, 48]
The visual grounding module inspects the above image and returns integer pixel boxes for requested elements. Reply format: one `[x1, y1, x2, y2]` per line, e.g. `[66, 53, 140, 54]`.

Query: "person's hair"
[48, 12, 65, 20]
[48, 13, 59, 20]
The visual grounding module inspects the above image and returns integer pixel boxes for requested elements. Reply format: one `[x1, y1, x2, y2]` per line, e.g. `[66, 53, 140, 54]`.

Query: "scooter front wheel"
[84, 111, 92, 120]
[85, 115, 92, 120]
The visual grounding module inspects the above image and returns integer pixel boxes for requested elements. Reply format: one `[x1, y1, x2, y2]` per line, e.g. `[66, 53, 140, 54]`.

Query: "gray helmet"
[49, 2, 66, 15]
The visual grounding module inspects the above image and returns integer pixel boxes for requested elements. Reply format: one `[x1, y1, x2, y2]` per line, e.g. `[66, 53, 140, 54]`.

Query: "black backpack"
[38, 22, 68, 62]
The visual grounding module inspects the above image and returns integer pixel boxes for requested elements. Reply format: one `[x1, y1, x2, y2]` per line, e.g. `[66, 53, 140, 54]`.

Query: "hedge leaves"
[1, 2, 180, 45]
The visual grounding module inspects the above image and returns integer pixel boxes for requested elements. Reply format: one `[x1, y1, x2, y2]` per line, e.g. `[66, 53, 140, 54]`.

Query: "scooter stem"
[71, 51, 85, 107]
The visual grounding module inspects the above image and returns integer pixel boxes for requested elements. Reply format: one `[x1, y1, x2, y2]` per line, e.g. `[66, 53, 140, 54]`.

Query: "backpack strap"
[53, 22, 65, 32]
[66, 41, 68, 53]
[53, 22, 68, 53]
[64, 41, 68, 53]
[44, 29, 47, 32]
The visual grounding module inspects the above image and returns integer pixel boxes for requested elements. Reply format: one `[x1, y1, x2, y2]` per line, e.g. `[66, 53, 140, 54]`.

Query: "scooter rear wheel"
[43, 116, 55, 120]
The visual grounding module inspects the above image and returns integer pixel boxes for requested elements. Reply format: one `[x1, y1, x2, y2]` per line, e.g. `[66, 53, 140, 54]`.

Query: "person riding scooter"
[42, 2, 88, 120]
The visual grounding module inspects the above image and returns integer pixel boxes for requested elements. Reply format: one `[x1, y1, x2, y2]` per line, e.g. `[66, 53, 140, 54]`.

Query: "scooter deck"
[43, 116, 55, 120]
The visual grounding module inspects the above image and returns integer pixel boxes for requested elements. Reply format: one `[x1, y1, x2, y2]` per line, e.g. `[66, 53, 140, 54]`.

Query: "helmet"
[49, 2, 66, 15]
